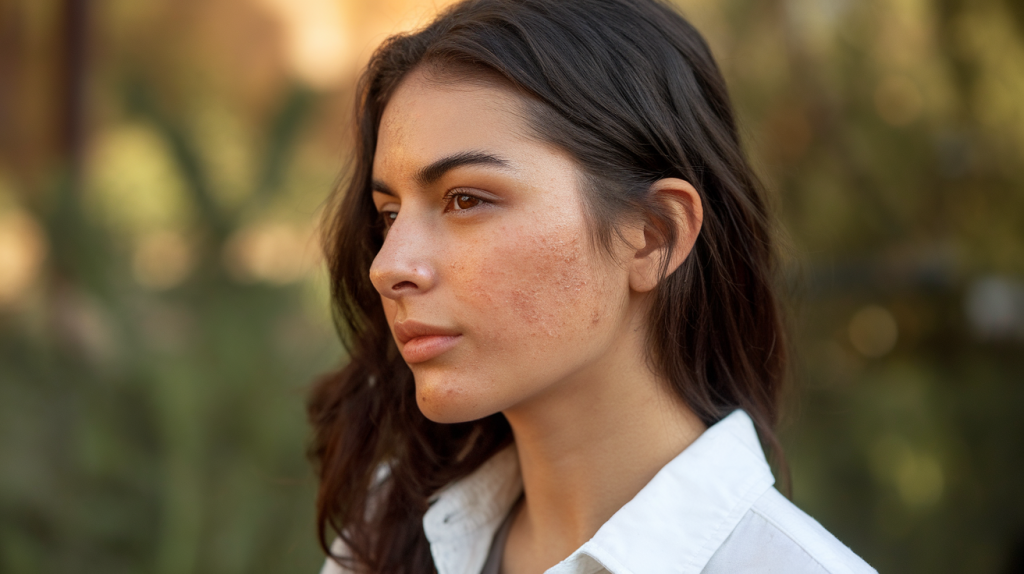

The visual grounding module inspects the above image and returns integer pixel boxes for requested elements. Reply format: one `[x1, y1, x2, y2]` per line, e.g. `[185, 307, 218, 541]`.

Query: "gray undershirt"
[479, 496, 523, 574]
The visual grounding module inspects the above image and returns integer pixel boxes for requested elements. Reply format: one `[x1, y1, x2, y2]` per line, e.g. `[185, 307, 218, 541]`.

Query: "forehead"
[374, 68, 533, 178]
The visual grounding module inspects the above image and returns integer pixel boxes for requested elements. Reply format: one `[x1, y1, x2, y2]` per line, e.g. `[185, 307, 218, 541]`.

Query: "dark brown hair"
[309, 0, 788, 571]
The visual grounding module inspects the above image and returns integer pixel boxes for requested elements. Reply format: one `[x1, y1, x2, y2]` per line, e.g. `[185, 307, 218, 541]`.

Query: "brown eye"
[455, 194, 480, 210]
[381, 211, 397, 229]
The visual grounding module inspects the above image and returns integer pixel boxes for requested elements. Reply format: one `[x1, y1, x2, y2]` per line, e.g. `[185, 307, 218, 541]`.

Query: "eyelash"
[378, 189, 486, 231]
[379, 210, 398, 230]
[441, 189, 485, 212]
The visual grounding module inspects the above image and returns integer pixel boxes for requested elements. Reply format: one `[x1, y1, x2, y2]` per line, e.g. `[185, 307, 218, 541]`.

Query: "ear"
[628, 178, 703, 293]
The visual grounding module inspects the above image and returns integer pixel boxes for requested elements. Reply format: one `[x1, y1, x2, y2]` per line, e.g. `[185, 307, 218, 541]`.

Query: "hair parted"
[308, 0, 789, 571]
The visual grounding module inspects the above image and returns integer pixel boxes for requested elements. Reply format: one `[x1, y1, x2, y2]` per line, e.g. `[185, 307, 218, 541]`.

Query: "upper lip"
[393, 320, 461, 345]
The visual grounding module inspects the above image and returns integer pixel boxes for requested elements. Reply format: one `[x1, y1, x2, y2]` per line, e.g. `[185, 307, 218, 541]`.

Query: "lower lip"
[401, 335, 462, 363]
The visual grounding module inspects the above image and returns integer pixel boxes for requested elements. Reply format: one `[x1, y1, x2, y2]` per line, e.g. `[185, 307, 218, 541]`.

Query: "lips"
[393, 320, 462, 363]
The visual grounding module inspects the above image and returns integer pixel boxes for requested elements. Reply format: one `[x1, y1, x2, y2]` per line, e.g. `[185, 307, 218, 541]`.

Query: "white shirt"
[321, 410, 876, 574]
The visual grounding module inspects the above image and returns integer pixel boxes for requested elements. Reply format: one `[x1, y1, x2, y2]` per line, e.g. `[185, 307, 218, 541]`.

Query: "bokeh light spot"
[965, 276, 1024, 341]
[848, 304, 899, 358]
[897, 453, 944, 509]
[132, 231, 194, 290]
[0, 210, 48, 307]
[223, 221, 316, 284]
[86, 123, 194, 235]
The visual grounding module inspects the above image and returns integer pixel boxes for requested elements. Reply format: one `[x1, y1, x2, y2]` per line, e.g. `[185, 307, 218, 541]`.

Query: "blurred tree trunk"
[59, 0, 87, 191]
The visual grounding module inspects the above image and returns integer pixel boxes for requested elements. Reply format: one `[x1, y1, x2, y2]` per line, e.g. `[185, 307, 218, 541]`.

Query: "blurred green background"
[1, 0, 1023, 572]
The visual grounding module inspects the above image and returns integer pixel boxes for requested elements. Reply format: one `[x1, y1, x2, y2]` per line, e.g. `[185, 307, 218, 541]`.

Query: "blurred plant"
[0, 4, 335, 571]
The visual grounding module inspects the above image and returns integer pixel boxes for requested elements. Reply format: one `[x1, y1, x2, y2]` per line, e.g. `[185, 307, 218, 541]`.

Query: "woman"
[309, 0, 875, 572]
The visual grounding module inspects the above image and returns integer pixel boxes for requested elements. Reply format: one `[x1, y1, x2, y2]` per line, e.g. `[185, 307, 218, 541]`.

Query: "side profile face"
[369, 67, 645, 423]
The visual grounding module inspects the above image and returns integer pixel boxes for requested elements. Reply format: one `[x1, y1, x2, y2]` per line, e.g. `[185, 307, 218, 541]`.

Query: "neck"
[501, 305, 706, 572]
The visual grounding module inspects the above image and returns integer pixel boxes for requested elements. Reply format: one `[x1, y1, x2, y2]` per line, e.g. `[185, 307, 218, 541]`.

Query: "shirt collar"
[424, 446, 523, 574]
[423, 410, 775, 574]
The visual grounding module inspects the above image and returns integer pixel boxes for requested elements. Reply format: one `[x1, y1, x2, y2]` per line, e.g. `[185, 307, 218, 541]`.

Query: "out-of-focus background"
[1, 0, 1023, 572]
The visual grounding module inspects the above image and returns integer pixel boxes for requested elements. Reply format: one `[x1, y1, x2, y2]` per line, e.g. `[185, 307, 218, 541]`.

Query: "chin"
[413, 371, 500, 424]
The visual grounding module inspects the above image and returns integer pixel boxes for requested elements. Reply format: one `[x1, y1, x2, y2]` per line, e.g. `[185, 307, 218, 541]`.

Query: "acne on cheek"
[488, 227, 603, 339]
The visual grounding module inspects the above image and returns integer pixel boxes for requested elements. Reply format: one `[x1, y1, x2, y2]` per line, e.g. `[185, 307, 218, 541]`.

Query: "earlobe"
[628, 178, 703, 293]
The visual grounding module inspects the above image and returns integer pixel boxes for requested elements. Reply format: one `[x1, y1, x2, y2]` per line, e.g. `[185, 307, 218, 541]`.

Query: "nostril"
[392, 280, 417, 291]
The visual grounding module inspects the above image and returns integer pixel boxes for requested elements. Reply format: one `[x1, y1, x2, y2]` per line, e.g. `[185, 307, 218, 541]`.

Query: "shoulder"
[702, 487, 877, 574]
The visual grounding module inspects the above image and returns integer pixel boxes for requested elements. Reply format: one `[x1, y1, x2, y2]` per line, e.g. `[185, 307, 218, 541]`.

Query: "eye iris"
[456, 195, 478, 209]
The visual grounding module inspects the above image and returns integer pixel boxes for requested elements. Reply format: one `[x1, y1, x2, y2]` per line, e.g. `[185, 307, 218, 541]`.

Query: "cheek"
[457, 223, 610, 346]
[510, 236, 592, 335]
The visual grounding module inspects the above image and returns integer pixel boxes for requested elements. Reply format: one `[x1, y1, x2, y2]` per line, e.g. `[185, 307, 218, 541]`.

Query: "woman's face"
[369, 68, 639, 424]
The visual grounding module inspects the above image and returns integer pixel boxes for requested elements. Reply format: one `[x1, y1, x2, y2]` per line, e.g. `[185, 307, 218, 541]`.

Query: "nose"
[369, 218, 436, 300]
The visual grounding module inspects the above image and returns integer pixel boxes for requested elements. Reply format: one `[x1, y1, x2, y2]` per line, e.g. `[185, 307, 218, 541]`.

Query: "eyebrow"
[371, 151, 512, 196]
